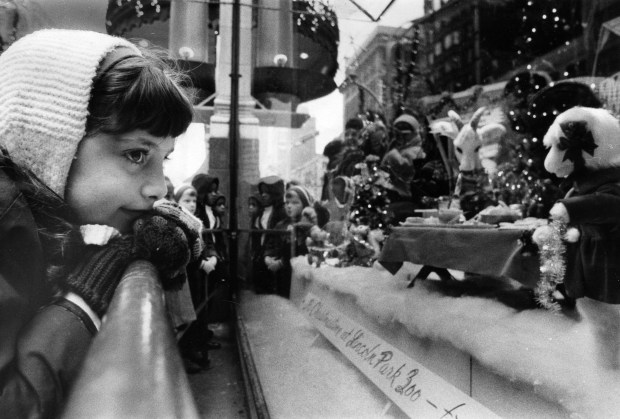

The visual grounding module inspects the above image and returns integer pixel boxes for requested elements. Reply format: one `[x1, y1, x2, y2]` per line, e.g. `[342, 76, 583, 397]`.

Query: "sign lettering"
[299, 294, 499, 419]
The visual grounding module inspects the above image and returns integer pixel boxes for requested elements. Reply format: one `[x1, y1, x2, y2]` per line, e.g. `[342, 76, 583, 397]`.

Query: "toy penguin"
[539, 106, 620, 368]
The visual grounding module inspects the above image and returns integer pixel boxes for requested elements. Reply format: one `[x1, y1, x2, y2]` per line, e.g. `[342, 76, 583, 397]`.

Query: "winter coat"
[381, 142, 425, 199]
[0, 169, 96, 418]
[262, 217, 312, 298]
[263, 218, 312, 263]
[192, 174, 219, 223]
[256, 176, 287, 250]
[560, 168, 620, 303]
[335, 148, 365, 178]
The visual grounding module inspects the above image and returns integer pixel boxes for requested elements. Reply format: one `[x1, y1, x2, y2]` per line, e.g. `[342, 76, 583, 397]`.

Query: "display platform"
[289, 257, 620, 419]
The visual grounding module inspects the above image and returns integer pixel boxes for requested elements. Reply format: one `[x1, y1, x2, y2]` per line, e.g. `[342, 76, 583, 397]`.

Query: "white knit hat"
[0, 29, 140, 197]
[393, 114, 420, 133]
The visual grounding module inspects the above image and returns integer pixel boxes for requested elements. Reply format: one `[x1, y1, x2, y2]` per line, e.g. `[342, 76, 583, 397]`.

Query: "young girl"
[264, 185, 317, 298]
[175, 184, 198, 215]
[254, 176, 287, 294]
[172, 183, 218, 371]
[248, 192, 263, 229]
[208, 193, 231, 322]
[0, 29, 199, 416]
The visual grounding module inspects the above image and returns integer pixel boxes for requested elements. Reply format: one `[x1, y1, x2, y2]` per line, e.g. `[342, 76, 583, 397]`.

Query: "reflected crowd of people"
[164, 109, 461, 373]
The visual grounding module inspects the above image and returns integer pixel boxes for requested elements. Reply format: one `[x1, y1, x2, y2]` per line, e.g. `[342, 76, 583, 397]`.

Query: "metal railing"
[62, 260, 199, 419]
[61, 227, 300, 418]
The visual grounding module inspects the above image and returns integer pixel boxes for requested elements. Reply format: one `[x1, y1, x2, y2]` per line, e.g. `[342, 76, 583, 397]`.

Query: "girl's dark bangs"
[115, 66, 193, 138]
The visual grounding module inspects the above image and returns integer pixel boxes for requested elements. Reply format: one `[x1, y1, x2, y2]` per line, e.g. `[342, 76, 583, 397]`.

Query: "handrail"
[62, 260, 199, 419]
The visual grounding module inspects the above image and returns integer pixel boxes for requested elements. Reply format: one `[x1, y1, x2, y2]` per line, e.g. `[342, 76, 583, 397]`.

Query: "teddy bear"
[534, 106, 620, 368]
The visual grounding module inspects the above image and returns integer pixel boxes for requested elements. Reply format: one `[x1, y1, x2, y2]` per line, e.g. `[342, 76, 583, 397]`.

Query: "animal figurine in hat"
[534, 106, 620, 368]
[446, 107, 506, 218]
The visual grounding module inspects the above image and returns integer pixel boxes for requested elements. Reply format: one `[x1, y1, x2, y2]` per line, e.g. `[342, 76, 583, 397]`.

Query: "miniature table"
[378, 225, 540, 288]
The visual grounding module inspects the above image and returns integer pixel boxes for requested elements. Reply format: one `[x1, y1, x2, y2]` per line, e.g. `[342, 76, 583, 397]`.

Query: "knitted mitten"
[61, 236, 135, 317]
[61, 202, 204, 317]
[133, 201, 204, 290]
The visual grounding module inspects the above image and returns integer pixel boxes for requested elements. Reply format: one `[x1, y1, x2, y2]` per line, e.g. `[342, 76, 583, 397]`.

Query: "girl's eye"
[456, 147, 463, 154]
[125, 150, 148, 164]
[475, 146, 481, 152]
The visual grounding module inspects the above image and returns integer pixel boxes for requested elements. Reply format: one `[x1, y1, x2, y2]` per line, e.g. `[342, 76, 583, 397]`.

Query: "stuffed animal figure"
[448, 107, 505, 218]
[536, 106, 620, 368]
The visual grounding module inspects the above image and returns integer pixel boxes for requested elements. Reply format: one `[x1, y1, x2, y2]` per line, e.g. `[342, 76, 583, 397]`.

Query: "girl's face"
[65, 129, 174, 234]
[178, 189, 197, 214]
[205, 183, 219, 207]
[260, 190, 274, 207]
[248, 200, 258, 216]
[284, 193, 304, 219]
[214, 201, 226, 217]
[344, 128, 361, 148]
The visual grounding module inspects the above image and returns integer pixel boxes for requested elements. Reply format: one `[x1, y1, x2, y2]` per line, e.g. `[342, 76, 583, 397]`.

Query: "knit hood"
[192, 174, 219, 204]
[258, 176, 285, 204]
[173, 184, 196, 203]
[0, 29, 140, 198]
[287, 185, 315, 208]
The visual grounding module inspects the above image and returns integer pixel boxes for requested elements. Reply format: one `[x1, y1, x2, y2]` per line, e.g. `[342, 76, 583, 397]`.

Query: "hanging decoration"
[106, 0, 170, 36]
[112, 0, 161, 19]
[390, 25, 421, 117]
[292, 0, 339, 65]
[532, 220, 567, 312]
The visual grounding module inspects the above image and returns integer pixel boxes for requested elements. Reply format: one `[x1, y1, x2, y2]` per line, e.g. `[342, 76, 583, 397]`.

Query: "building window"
[428, 53, 434, 65]
[453, 30, 460, 45]
[444, 34, 452, 49]
[435, 42, 442, 56]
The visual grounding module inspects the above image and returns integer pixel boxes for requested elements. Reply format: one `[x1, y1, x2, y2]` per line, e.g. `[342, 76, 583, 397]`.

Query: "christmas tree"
[349, 157, 392, 231]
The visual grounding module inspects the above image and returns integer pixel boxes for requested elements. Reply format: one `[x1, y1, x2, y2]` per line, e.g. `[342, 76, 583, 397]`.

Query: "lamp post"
[229, 0, 240, 294]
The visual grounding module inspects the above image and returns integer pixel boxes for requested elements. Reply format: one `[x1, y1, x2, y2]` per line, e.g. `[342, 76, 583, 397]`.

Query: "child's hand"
[265, 256, 283, 272]
[200, 256, 217, 274]
[133, 201, 204, 290]
[153, 200, 204, 258]
[59, 236, 135, 317]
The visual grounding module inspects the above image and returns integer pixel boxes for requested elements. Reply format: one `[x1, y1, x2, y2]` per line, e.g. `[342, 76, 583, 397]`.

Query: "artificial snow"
[240, 291, 407, 419]
[240, 257, 620, 418]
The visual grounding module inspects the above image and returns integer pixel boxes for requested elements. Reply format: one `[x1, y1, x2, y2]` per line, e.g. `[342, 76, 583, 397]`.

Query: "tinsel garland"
[534, 220, 567, 312]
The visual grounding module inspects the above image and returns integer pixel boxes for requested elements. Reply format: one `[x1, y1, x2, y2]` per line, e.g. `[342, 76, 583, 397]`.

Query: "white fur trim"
[80, 224, 121, 245]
